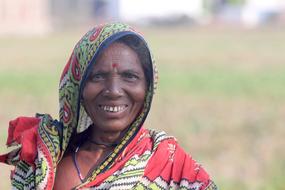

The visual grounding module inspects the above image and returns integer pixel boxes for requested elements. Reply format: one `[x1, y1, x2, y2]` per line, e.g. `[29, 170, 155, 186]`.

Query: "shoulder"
[147, 129, 176, 148]
[144, 130, 217, 189]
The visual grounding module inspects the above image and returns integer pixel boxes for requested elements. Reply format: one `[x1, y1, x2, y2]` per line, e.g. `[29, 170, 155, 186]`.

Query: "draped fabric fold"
[1, 116, 40, 167]
[0, 114, 60, 189]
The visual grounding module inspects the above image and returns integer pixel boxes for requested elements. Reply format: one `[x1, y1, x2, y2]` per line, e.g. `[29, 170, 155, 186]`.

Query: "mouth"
[98, 104, 128, 113]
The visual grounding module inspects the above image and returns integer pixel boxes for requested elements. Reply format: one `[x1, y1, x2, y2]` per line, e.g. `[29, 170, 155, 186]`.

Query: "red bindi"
[112, 63, 118, 68]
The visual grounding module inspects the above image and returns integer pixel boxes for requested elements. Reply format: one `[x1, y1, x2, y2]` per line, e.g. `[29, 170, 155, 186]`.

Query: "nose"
[103, 77, 123, 98]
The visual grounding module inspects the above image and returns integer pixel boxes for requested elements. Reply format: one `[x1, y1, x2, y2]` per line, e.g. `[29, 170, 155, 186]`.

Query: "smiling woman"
[0, 23, 217, 190]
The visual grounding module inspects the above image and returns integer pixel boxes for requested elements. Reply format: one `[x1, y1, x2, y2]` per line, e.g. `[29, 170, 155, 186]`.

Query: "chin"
[95, 123, 130, 133]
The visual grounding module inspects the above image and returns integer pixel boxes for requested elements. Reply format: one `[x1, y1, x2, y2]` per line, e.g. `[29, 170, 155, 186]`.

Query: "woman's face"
[82, 42, 147, 134]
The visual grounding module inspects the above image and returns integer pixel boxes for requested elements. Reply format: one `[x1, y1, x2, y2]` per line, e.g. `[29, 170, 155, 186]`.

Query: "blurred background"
[1, 0, 285, 189]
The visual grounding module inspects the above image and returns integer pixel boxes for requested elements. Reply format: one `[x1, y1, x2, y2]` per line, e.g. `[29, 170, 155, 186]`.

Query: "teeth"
[100, 105, 126, 113]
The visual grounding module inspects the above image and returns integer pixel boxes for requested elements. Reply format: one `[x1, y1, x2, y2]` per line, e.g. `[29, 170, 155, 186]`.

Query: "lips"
[98, 104, 128, 113]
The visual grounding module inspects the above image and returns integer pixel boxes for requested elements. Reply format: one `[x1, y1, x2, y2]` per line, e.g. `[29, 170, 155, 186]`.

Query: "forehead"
[92, 42, 142, 71]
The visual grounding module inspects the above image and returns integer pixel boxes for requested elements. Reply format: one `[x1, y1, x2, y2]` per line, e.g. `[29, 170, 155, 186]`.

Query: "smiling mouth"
[99, 105, 128, 113]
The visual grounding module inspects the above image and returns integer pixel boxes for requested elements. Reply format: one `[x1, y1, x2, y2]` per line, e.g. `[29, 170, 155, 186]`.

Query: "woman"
[0, 23, 217, 190]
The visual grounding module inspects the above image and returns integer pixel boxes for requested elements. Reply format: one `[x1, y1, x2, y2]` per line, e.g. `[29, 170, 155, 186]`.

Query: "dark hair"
[116, 35, 152, 87]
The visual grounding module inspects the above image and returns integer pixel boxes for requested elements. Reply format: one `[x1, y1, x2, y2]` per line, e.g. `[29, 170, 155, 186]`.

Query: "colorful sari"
[0, 23, 218, 190]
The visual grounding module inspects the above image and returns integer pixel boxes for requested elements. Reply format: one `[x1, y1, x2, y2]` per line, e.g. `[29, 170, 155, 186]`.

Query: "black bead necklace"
[87, 138, 118, 148]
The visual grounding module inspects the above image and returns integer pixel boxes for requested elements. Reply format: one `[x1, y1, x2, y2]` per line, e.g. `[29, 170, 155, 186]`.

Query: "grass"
[159, 65, 285, 98]
[0, 71, 58, 94]
[1, 25, 285, 189]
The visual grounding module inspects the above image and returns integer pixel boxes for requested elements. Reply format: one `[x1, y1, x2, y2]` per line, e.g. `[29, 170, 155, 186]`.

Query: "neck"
[89, 129, 126, 147]
[87, 138, 118, 148]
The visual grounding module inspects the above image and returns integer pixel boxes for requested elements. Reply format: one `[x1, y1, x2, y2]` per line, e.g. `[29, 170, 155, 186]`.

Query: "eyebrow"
[89, 70, 108, 76]
[92, 68, 142, 75]
[91, 68, 108, 73]
[121, 69, 141, 75]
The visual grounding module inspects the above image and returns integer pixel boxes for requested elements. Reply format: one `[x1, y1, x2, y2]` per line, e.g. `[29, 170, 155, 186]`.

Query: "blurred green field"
[1, 26, 285, 189]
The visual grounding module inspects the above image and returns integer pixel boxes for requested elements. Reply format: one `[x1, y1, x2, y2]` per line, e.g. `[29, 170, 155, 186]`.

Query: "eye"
[89, 72, 107, 82]
[121, 72, 139, 81]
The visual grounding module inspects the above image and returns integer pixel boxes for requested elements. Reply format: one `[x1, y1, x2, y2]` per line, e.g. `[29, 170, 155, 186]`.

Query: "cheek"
[82, 87, 90, 101]
[82, 83, 100, 101]
[138, 89, 147, 102]
[131, 85, 147, 103]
